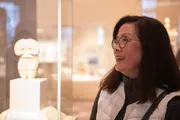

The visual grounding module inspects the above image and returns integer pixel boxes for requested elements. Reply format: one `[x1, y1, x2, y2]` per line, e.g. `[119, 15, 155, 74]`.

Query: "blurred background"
[0, 0, 180, 120]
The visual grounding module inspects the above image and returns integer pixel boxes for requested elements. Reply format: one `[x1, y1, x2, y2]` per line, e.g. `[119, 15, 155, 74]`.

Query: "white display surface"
[6, 111, 48, 120]
[10, 78, 48, 113]
[0, 106, 76, 120]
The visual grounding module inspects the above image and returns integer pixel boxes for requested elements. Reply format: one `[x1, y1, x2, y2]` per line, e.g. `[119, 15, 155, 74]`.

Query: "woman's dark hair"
[100, 15, 180, 103]
[176, 49, 180, 67]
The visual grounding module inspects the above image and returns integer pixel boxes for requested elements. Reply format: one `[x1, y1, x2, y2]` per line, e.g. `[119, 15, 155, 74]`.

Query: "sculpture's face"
[14, 38, 40, 58]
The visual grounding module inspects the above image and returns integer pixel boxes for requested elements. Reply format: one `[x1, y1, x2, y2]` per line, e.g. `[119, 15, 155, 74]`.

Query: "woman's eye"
[121, 37, 128, 42]
[123, 38, 128, 41]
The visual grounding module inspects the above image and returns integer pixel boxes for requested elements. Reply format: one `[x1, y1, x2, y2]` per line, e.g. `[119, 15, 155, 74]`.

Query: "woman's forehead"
[117, 23, 136, 36]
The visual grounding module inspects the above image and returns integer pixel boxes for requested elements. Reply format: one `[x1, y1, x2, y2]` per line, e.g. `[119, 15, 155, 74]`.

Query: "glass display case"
[0, 0, 74, 119]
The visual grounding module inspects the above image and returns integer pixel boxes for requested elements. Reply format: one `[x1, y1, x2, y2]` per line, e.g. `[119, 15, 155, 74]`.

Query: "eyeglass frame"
[111, 35, 139, 49]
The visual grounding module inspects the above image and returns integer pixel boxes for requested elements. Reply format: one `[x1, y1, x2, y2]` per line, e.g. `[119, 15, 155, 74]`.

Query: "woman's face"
[113, 23, 142, 78]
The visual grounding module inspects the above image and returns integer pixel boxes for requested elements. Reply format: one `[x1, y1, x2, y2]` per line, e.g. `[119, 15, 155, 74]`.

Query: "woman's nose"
[113, 44, 122, 51]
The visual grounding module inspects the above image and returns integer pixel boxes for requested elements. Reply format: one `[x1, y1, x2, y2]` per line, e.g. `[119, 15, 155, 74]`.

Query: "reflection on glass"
[0, 0, 60, 119]
[0, 7, 7, 113]
[0, 2, 20, 41]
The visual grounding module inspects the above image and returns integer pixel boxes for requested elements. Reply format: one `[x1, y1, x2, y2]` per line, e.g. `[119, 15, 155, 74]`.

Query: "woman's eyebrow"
[121, 33, 131, 36]
[116, 33, 131, 38]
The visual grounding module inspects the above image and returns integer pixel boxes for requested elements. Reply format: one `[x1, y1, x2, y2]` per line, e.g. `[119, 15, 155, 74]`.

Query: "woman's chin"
[115, 65, 125, 72]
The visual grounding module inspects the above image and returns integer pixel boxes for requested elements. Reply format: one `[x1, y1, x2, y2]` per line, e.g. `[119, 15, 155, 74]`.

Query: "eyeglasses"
[111, 36, 131, 49]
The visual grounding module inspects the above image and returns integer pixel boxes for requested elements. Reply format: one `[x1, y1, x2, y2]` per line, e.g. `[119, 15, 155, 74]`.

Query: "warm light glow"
[164, 17, 170, 23]
[164, 17, 171, 29]
[37, 28, 44, 34]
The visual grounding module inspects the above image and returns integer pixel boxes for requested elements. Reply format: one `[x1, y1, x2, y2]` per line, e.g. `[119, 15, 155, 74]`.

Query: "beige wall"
[36, 0, 58, 39]
[73, 0, 141, 26]
[36, 0, 141, 37]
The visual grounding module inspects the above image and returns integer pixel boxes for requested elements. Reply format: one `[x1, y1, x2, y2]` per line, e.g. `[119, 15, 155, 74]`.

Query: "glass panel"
[36, 0, 58, 110]
[61, 0, 73, 116]
[0, 7, 7, 112]
[0, 0, 61, 119]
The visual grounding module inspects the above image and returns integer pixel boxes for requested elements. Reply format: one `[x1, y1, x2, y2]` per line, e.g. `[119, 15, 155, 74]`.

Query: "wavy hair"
[100, 15, 180, 103]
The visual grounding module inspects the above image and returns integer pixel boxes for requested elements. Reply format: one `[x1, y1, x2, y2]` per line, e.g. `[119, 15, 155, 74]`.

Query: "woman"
[90, 15, 180, 120]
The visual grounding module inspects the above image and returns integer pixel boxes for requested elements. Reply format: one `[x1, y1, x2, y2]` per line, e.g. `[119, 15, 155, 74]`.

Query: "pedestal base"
[0, 106, 77, 120]
[6, 112, 48, 120]
[10, 78, 48, 112]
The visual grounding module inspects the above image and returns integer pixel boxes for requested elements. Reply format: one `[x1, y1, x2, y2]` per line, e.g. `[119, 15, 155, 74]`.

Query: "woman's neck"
[115, 66, 138, 79]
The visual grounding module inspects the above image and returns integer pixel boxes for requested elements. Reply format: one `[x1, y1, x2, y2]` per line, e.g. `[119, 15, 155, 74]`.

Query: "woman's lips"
[115, 56, 125, 61]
